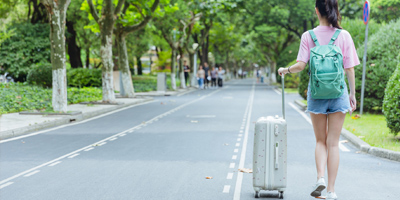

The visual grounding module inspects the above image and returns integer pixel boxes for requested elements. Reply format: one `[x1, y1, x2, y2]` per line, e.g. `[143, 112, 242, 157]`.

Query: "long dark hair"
[315, 0, 342, 29]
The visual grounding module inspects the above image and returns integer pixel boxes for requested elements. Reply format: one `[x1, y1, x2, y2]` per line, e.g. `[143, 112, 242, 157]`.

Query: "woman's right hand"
[278, 67, 288, 76]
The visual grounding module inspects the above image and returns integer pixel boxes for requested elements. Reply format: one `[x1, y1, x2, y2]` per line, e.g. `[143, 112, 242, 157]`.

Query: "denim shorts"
[306, 83, 352, 115]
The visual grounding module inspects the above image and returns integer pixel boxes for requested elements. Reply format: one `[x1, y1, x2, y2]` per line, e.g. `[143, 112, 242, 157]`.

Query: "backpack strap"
[308, 30, 320, 46]
[329, 29, 342, 45]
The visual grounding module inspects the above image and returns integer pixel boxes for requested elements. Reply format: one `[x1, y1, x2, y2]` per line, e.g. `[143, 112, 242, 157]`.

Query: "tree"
[40, 0, 71, 112]
[115, 0, 160, 97]
[86, 0, 125, 103]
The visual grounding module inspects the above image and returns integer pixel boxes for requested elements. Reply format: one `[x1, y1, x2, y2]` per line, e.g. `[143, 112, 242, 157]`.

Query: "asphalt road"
[1, 78, 399, 200]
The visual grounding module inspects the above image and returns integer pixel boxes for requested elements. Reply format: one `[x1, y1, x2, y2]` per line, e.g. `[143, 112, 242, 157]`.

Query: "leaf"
[205, 176, 213, 179]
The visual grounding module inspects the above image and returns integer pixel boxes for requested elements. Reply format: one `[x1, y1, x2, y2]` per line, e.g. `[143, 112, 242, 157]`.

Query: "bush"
[355, 19, 400, 112]
[132, 75, 157, 92]
[276, 60, 300, 89]
[341, 17, 382, 48]
[0, 22, 51, 81]
[27, 63, 52, 88]
[298, 64, 309, 100]
[382, 63, 400, 135]
[67, 68, 102, 88]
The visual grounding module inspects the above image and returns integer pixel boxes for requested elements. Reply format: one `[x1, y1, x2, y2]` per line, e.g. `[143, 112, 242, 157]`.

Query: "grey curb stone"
[0, 98, 153, 140]
[294, 99, 307, 110]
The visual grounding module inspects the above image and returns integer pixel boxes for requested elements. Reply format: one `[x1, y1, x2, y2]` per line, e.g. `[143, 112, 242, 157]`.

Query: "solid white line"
[128, 130, 134, 133]
[223, 185, 231, 193]
[0, 182, 13, 189]
[68, 153, 80, 158]
[229, 163, 235, 169]
[84, 147, 94, 152]
[234, 149, 239, 153]
[0, 86, 223, 186]
[234, 81, 255, 200]
[339, 143, 350, 152]
[23, 170, 40, 177]
[232, 155, 237, 160]
[235, 143, 240, 147]
[274, 88, 281, 95]
[289, 102, 312, 125]
[48, 161, 62, 167]
[0, 100, 155, 144]
[227, 173, 234, 180]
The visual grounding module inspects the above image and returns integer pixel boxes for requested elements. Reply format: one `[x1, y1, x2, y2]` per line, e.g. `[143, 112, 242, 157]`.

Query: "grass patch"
[132, 75, 181, 92]
[301, 99, 307, 105]
[343, 112, 400, 152]
[0, 83, 102, 115]
[285, 88, 298, 94]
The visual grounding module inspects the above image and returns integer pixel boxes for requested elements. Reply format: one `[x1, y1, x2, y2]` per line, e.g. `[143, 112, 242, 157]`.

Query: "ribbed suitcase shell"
[253, 116, 287, 197]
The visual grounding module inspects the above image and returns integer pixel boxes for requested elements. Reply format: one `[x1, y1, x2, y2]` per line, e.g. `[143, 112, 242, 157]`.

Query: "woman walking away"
[197, 65, 205, 89]
[278, 0, 359, 199]
[210, 67, 218, 88]
[217, 66, 225, 87]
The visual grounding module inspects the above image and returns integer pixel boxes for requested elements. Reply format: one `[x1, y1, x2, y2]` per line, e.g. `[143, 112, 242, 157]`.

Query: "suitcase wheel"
[279, 191, 284, 199]
[254, 191, 260, 198]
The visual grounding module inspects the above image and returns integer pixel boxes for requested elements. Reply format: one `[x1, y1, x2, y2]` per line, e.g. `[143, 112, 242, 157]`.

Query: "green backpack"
[309, 29, 345, 99]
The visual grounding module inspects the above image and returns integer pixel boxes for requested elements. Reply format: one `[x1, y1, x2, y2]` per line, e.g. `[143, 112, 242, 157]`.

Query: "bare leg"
[326, 112, 346, 192]
[310, 113, 328, 180]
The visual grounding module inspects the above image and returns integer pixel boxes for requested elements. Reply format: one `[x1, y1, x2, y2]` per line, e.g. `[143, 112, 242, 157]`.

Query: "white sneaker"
[326, 191, 338, 200]
[310, 177, 326, 197]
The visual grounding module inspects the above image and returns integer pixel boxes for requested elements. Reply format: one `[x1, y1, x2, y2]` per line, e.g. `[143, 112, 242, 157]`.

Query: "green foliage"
[382, 63, 400, 135]
[371, 0, 400, 23]
[0, 83, 102, 115]
[277, 60, 300, 89]
[27, 63, 52, 88]
[341, 17, 382, 48]
[355, 19, 400, 112]
[132, 75, 157, 92]
[298, 64, 309, 100]
[0, 22, 51, 81]
[67, 68, 102, 88]
[276, 41, 300, 69]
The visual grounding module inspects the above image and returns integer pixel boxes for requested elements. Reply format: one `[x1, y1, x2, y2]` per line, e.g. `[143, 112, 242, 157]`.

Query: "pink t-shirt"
[297, 26, 360, 69]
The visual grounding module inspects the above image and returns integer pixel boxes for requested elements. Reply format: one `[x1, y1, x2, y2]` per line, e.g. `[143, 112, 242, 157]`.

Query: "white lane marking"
[232, 155, 237, 160]
[223, 185, 231, 193]
[237, 138, 241, 142]
[84, 147, 94, 152]
[128, 130, 134, 133]
[234, 149, 239, 153]
[23, 170, 40, 177]
[68, 153, 80, 158]
[239, 130, 243, 133]
[230, 163, 235, 169]
[0, 182, 13, 189]
[0, 100, 155, 144]
[238, 134, 243, 137]
[289, 102, 350, 152]
[96, 142, 106, 146]
[235, 143, 240, 147]
[109, 137, 117, 141]
[48, 161, 62, 167]
[0, 86, 223, 186]
[274, 88, 281, 95]
[227, 173, 234, 180]
[177, 89, 196, 97]
[234, 81, 255, 200]
[339, 143, 350, 152]
[289, 102, 312, 125]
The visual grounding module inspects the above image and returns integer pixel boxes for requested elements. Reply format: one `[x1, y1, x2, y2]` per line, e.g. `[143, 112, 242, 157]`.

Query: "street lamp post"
[192, 43, 199, 87]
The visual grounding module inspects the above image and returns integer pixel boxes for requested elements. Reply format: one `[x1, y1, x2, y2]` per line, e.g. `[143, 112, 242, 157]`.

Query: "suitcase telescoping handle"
[281, 74, 285, 119]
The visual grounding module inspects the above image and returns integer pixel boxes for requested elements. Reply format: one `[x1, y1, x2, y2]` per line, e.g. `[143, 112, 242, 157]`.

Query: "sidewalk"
[0, 88, 196, 141]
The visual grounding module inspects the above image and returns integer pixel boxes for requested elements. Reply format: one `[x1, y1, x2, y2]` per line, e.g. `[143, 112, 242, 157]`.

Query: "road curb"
[0, 98, 153, 141]
[294, 99, 307, 110]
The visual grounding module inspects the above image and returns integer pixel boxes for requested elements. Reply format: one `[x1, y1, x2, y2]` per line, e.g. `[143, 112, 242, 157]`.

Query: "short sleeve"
[340, 30, 360, 69]
[297, 32, 311, 64]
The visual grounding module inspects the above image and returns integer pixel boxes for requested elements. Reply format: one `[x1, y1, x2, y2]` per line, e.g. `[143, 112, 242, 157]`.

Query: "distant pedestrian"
[217, 66, 225, 87]
[210, 66, 218, 88]
[203, 62, 211, 89]
[197, 65, 205, 89]
[278, 1, 359, 200]
[256, 69, 260, 83]
[183, 60, 190, 86]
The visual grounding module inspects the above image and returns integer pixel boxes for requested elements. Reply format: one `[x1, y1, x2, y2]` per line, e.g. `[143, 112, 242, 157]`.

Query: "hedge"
[382, 62, 400, 135]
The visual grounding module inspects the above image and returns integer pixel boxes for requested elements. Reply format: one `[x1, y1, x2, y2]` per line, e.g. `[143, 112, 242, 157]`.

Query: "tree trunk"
[85, 47, 90, 68]
[136, 55, 143, 75]
[269, 61, 277, 84]
[178, 48, 186, 89]
[116, 31, 135, 97]
[41, 0, 71, 112]
[188, 52, 195, 86]
[98, 0, 116, 103]
[170, 49, 177, 90]
[66, 20, 83, 68]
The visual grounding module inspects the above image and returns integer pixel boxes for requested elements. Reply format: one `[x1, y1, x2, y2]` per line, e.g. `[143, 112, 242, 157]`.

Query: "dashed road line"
[235, 143, 240, 147]
[229, 163, 235, 168]
[223, 185, 231, 193]
[48, 161, 62, 167]
[84, 147, 94, 152]
[237, 138, 241, 142]
[97, 142, 106, 146]
[23, 170, 40, 177]
[232, 155, 237, 160]
[109, 137, 118, 141]
[227, 173, 234, 180]
[234, 149, 239, 153]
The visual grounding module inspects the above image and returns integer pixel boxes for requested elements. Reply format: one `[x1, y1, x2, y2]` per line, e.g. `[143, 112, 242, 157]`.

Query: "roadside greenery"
[382, 63, 400, 135]
[343, 112, 400, 152]
[0, 83, 101, 115]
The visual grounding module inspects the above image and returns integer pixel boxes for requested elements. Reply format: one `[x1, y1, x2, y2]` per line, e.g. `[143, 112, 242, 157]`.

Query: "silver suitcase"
[253, 75, 287, 199]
